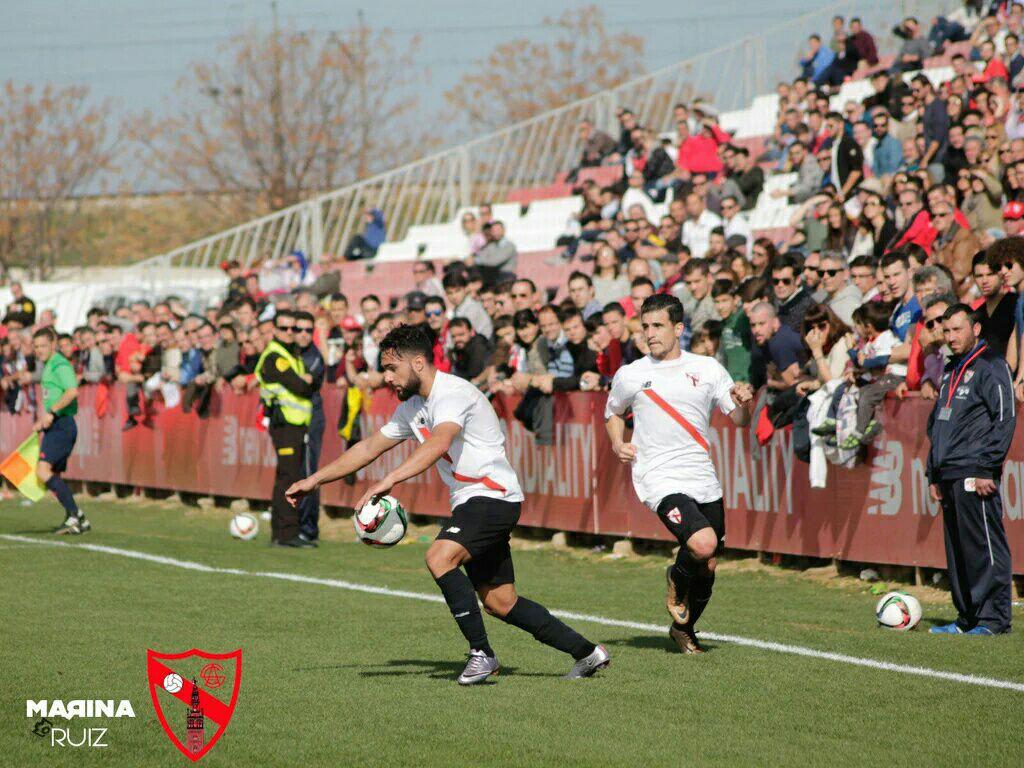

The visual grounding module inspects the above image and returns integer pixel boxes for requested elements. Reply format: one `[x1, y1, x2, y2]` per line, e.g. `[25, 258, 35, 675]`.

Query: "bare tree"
[130, 18, 427, 220]
[0, 82, 119, 280]
[445, 6, 644, 133]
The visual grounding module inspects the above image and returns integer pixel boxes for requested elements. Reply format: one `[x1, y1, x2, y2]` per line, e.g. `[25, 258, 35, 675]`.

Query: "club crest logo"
[666, 508, 683, 525]
[147, 649, 242, 762]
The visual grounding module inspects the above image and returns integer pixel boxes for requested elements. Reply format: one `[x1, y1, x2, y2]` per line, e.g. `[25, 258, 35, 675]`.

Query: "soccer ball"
[353, 495, 408, 547]
[875, 591, 922, 631]
[229, 512, 259, 541]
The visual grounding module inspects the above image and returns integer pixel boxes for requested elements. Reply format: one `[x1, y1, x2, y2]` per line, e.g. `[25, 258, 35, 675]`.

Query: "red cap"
[341, 316, 363, 331]
[1004, 201, 1024, 221]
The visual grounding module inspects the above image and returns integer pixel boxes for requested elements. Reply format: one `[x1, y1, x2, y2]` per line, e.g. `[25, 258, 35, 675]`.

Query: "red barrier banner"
[1, 384, 1020, 573]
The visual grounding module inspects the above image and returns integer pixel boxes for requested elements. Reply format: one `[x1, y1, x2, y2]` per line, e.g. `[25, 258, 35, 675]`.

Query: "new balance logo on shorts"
[446, 527, 461, 533]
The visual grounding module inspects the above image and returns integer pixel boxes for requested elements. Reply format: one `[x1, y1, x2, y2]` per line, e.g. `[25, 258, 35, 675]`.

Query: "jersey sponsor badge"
[641, 380, 652, 389]
[964, 370, 974, 383]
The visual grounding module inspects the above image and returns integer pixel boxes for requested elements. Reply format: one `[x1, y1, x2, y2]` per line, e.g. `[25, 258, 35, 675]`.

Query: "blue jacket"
[927, 345, 1016, 482]
[180, 348, 203, 386]
[872, 134, 904, 177]
[802, 47, 836, 85]
[364, 209, 386, 250]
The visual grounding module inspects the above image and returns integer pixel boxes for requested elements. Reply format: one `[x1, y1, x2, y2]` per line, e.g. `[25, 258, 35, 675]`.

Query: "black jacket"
[927, 345, 1016, 482]
[452, 334, 493, 382]
[775, 287, 816, 334]
[643, 147, 676, 184]
[553, 341, 599, 392]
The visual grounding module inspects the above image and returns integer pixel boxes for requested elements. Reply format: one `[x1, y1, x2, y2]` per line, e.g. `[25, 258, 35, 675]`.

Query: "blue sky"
[3, 0, 828, 120]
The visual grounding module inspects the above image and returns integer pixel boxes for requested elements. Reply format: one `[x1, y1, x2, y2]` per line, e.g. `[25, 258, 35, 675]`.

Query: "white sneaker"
[457, 650, 499, 685]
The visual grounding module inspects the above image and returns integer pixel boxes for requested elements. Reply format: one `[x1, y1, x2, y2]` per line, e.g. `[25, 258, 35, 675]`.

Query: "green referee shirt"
[42, 352, 78, 417]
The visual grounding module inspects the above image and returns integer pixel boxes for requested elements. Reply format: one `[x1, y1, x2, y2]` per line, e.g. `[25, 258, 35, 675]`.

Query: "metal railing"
[129, 0, 950, 275]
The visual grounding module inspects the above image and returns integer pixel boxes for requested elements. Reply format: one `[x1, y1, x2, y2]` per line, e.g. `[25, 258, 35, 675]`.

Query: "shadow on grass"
[295, 659, 562, 681]
[602, 634, 721, 653]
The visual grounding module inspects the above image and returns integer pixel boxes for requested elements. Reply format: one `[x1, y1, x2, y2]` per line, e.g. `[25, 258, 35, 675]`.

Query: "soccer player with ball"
[286, 325, 608, 684]
[605, 294, 754, 653]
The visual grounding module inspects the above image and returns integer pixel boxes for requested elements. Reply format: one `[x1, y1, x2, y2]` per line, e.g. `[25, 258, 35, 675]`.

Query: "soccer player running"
[286, 325, 608, 684]
[31, 328, 89, 535]
[605, 295, 753, 653]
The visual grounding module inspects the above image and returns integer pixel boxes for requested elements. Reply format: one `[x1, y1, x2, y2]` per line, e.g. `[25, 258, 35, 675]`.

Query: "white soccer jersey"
[380, 371, 524, 509]
[605, 352, 736, 509]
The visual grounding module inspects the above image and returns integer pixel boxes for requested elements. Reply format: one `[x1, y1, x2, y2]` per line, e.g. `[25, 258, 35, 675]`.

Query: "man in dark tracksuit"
[927, 304, 1016, 635]
[255, 311, 316, 548]
[294, 311, 325, 545]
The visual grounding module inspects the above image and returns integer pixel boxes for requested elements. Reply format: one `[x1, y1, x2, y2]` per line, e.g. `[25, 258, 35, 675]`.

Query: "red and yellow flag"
[0, 433, 46, 502]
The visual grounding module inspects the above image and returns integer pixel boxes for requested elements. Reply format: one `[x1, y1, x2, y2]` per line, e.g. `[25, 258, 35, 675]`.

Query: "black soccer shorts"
[655, 493, 725, 552]
[436, 496, 521, 587]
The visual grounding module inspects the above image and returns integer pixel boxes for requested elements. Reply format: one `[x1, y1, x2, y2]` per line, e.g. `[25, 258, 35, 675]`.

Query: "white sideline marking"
[3, 533, 1023, 694]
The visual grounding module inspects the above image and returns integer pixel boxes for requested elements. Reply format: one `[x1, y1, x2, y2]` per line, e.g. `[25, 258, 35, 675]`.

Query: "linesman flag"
[0, 433, 46, 502]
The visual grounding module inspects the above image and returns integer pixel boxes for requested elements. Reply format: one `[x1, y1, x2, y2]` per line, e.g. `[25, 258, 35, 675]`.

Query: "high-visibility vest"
[255, 340, 312, 426]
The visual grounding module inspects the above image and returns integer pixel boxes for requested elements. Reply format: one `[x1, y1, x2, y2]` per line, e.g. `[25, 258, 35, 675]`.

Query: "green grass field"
[2, 495, 1023, 767]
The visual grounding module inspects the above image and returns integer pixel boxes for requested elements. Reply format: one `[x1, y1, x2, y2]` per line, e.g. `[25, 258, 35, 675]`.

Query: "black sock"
[46, 476, 79, 517]
[671, 548, 697, 599]
[687, 566, 716, 627]
[434, 569, 493, 657]
[501, 596, 595, 660]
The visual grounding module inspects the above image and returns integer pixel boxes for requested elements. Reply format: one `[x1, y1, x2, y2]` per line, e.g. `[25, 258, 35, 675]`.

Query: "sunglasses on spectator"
[772, 277, 794, 285]
[819, 268, 841, 277]
[804, 267, 820, 275]
[425, 309, 444, 317]
[812, 321, 829, 331]
[295, 325, 313, 333]
[276, 324, 294, 332]
[924, 317, 943, 330]
[511, 292, 531, 299]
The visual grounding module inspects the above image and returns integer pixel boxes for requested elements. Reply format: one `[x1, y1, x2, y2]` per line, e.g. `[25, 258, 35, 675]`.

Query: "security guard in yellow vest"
[255, 310, 315, 547]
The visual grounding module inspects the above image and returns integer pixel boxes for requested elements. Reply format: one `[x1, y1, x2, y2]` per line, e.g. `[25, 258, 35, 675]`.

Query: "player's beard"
[394, 371, 421, 401]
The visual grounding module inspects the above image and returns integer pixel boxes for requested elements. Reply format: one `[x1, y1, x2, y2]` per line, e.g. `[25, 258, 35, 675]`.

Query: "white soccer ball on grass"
[875, 591, 922, 631]
[229, 512, 259, 541]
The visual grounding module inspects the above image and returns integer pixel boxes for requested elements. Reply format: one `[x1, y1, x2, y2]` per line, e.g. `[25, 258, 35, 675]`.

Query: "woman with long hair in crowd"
[824, 203, 855, 254]
[749, 237, 777, 279]
[851, 192, 895, 260]
[796, 304, 852, 395]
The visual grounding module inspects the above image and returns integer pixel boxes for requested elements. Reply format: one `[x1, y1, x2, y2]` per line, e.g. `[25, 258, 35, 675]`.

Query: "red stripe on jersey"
[416, 425, 507, 492]
[640, 388, 710, 453]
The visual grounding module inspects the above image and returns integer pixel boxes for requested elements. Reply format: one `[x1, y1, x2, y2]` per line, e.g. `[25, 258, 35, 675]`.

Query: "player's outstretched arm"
[353, 422, 461, 510]
[605, 412, 637, 463]
[285, 430, 403, 506]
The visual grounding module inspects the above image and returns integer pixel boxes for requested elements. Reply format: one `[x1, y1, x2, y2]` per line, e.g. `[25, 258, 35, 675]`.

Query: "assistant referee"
[32, 328, 89, 535]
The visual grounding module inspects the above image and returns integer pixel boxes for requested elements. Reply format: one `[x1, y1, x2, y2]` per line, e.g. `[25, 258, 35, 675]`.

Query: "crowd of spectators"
[4, 3, 1024, 478]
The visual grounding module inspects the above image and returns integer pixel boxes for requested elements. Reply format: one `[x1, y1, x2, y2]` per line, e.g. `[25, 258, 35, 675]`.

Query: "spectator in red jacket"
[887, 187, 936, 254]
[675, 118, 729, 178]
